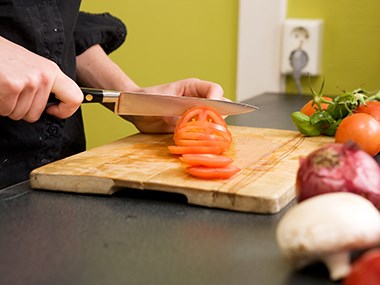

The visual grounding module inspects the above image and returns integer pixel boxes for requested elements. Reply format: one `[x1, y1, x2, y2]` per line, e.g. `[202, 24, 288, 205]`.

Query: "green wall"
[286, 0, 380, 96]
[79, 1, 238, 149]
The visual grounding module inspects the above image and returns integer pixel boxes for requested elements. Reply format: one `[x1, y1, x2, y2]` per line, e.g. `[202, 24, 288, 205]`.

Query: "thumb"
[46, 73, 83, 119]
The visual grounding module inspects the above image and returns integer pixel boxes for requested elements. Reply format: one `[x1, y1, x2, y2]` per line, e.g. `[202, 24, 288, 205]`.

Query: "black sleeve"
[74, 12, 127, 56]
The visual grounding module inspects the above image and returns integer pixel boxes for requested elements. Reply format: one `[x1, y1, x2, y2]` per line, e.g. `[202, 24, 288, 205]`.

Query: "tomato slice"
[175, 121, 231, 136]
[175, 129, 231, 143]
[185, 165, 240, 179]
[181, 120, 230, 134]
[168, 145, 223, 155]
[174, 139, 230, 150]
[175, 106, 228, 132]
[179, 154, 233, 167]
[174, 132, 228, 142]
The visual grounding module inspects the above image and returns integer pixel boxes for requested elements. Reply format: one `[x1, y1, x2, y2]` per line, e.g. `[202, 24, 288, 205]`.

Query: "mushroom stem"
[321, 251, 351, 281]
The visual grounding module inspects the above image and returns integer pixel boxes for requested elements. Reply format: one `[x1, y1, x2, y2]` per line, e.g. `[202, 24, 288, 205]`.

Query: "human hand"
[0, 37, 83, 122]
[123, 78, 226, 133]
[138, 78, 225, 100]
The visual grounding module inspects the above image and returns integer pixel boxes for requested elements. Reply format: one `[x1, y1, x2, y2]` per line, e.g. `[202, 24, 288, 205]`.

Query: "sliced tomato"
[181, 120, 230, 134]
[185, 165, 240, 179]
[175, 123, 232, 142]
[179, 154, 233, 167]
[170, 106, 238, 179]
[168, 145, 223, 155]
[174, 139, 230, 150]
[175, 129, 231, 143]
[175, 106, 228, 132]
[174, 132, 228, 142]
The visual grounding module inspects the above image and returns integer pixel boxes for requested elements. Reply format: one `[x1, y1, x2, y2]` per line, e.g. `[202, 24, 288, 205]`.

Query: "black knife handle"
[81, 87, 105, 103]
[80, 87, 120, 103]
[47, 88, 120, 107]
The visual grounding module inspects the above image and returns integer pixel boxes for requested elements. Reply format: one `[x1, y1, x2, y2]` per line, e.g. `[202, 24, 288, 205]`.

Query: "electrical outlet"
[281, 19, 324, 76]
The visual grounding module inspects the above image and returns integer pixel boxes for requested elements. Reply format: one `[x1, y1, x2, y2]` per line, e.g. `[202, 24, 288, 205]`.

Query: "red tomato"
[170, 106, 239, 180]
[174, 132, 227, 142]
[335, 113, 380, 156]
[168, 145, 223, 155]
[174, 139, 230, 151]
[175, 106, 227, 132]
[343, 249, 380, 285]
[179, 154, 233, 167]
[355, 101, 380, 123]
[175, 131, 231, 146]
[173, 106, 232, 154]
[300, 96, 332, 116]
[174, 121, 232, 143]
[186, 165, 240, 179]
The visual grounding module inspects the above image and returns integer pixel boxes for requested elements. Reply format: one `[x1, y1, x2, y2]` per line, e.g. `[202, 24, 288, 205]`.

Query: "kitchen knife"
[80, 87, 258, 116]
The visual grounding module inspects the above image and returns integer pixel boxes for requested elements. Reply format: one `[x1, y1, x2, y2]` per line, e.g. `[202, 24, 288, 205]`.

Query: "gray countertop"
[0, 93, 337, 285]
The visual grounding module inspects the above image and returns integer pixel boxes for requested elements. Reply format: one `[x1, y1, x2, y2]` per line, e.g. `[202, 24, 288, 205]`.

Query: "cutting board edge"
[133, 181, 296, 214]
[30, 172, 295, 214]
[29, 172, 123, 195]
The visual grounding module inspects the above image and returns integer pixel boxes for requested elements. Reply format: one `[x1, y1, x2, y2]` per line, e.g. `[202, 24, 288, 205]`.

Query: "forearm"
[75, 44, 139, 91]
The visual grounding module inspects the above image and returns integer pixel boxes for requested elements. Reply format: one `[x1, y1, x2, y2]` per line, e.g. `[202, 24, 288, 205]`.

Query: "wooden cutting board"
[30, 126, 333, 214]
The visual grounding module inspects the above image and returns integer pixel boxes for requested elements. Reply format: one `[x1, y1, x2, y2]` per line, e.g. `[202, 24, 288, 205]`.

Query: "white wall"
[236, 0, 287, 101]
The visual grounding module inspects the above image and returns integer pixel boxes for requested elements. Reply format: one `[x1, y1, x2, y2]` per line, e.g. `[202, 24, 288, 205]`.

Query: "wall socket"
[281, 19, 324, 76]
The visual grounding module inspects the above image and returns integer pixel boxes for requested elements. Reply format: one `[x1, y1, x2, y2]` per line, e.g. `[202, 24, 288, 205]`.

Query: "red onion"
[296, 142, 380, 208]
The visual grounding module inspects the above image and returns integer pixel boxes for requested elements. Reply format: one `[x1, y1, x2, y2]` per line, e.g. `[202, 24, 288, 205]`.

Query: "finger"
[23, 82, 52, 122]
[0, 92, 17, 117]
[8, 87, 35, 121]
[46, 74, 83, 119]
[182, 79, 224, 100]
[203, 82, 224, 100]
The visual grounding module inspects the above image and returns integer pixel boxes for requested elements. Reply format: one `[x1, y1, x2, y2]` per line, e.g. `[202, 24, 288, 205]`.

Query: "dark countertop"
[0, 93, 337, 285]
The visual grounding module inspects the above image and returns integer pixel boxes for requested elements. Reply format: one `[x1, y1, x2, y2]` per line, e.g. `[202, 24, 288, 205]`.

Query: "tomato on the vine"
[335, 113, 380, 156]
[300, 96, 332, 116]
[355, 101, 380, 123]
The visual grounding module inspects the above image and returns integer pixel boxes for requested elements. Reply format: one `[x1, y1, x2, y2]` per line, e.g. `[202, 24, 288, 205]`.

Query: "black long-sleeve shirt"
[0, 0, 127, 188]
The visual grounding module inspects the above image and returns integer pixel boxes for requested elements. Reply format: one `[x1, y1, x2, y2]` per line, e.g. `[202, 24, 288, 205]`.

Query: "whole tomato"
[335, 113, 380, 156]
[343, 249, 380, 285]
[300, 96, 332, 116]
[355, 101, 380, 123]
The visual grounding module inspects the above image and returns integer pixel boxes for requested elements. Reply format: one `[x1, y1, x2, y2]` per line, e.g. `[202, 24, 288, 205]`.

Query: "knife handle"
[80, 88, 121, 104]
[47, 88, 121, 106]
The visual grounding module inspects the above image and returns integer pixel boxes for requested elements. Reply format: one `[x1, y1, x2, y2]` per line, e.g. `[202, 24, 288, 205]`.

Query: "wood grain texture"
[30, 126, 333, 214]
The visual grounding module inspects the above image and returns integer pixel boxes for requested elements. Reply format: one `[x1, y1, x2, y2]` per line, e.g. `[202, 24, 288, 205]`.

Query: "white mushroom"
[276, 192, 380, 281]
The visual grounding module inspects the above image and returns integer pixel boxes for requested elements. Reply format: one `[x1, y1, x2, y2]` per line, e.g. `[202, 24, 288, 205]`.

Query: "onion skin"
[296, 142, 380, 208]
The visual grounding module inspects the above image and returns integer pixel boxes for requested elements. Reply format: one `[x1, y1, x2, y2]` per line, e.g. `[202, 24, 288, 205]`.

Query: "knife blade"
[80, 87, 258, 116]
